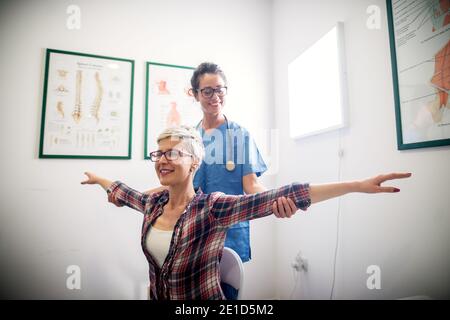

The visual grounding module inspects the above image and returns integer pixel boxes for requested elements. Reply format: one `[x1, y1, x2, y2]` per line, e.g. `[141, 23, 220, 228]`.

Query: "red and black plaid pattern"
[107, 181, 311, 300]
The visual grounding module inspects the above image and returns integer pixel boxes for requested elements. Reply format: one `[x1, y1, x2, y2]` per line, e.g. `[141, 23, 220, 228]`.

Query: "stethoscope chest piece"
[226, 160, 236, 172]
[196, 114, 236, 172]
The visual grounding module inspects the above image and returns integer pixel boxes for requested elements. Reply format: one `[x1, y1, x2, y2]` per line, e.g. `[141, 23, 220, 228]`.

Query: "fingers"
[272, 197, 299, 218]
[380, 172, 412, 182]
[377, 186, 400, 193]
[373, 172, 411, 192]
[81, 172, 93, 184]
[273, 198, 286, 218]
[272, 201, 280, 218]
[277, 197, 287, 218]
[282, 197, 293, 218]
[389, 172, 412, 180]
[287, 198, 298, 214]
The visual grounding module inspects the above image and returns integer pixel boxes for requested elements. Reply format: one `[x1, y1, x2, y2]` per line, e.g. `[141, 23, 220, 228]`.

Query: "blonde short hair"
[157, 125, 205, 164]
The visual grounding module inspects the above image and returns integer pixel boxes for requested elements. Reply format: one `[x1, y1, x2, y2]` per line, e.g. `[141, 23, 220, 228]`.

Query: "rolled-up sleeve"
[211, 182, 311, 228]
[107, 181, 152, 214]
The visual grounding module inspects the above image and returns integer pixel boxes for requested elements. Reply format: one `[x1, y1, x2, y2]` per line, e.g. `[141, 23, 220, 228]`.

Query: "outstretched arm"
[81, 172, 150, 214]
[309, 172, 412, 204]
[212, 172, 412, 228]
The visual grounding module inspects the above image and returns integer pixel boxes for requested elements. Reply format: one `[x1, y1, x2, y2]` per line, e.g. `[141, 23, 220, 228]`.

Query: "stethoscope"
[195, 114, 235, 172]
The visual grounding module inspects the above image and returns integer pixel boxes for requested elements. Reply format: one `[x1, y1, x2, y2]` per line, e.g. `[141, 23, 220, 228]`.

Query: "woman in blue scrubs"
[189, 62, 298, 263]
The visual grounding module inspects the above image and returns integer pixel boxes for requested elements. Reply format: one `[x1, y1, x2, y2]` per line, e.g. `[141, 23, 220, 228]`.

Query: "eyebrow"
[156, 148, 181, 152]
[200, 86, 225, 89]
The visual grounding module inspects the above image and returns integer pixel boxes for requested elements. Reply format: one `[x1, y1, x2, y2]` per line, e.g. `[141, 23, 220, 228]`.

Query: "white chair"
[219, 247, 244, 300]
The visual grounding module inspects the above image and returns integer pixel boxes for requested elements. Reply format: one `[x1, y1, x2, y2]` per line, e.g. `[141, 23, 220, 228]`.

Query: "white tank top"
[145, 226, 173, 268]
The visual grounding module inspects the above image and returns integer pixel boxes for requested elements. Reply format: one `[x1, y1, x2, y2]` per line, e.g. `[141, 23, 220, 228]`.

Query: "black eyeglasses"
[149, 149, 193, 162]
[197, 86, 228, 99]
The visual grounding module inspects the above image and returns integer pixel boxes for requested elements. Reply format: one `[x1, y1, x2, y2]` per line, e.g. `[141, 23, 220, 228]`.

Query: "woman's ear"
[190, 162, 199, 173]
[190, 88, 200, 102]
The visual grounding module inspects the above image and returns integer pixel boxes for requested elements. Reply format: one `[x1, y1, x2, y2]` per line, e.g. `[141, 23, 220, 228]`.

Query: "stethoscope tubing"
[195, 114, 235, 171]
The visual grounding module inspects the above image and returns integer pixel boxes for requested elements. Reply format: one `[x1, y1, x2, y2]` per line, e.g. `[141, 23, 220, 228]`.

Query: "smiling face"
[194, 73, 227, 117]
[155, 137, 195, 187]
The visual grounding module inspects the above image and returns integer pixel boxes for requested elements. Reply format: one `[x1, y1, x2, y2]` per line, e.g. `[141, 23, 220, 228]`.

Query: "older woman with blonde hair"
[81, 125, 411, 300]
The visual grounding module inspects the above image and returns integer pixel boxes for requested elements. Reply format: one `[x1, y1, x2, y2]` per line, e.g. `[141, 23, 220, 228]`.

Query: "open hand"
[359, 172, 412, 193]
[81, 172, 99, 185]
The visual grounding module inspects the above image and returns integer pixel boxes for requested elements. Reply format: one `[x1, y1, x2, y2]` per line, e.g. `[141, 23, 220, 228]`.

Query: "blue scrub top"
[193, 120, 267, 262]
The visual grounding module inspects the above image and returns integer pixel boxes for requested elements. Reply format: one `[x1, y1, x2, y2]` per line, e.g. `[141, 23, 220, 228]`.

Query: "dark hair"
[190, 62, 227, 94]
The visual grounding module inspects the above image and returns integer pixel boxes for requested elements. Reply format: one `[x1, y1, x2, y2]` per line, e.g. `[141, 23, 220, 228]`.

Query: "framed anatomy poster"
[39, 49, 134, 159]
[144, 62, 203, 159]
[387, 0, 450, 150]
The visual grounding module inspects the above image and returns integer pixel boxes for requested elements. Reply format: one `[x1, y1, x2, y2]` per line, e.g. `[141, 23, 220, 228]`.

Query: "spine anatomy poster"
[387, 0, 450, 149]
[39, 49, 134, 158]
[145, 62, 203, 159]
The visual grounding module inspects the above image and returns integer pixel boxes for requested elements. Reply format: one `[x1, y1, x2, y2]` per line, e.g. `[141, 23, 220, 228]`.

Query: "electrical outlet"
[291, 251, 308, 272]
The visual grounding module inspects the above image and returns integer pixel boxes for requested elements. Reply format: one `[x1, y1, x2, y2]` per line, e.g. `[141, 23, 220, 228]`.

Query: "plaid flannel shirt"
[107, 181, 311, 300]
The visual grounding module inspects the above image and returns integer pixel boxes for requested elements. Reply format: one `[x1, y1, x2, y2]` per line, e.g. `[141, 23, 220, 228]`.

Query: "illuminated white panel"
[288, 22, 348, 139]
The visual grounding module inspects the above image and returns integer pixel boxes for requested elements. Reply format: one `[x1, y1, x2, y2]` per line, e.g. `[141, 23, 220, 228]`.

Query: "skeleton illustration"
[90, 72, 103, 123]
[56, 101, 65, 118]
[72, 70, 83, 123]
[57, 69, 69, 79]
[55, 85, 69, 94]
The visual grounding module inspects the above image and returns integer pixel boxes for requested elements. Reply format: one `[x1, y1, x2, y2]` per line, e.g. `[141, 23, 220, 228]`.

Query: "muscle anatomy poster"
[144, 62, 202, 159]
[387, 0, 450, 149]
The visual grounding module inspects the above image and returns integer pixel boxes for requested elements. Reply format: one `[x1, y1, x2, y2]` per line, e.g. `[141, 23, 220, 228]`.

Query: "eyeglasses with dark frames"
[149, 149, 193, 162]
[197, 86, 228, 99]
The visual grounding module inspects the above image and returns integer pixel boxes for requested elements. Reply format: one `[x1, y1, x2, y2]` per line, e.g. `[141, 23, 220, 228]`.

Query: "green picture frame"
[386, 0, 450, 150]
[39, 48, 134, 159]
[144, 61, 202, 159]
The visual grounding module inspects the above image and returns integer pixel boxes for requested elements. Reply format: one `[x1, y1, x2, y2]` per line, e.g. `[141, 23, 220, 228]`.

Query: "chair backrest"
[219, 247, 244, 300]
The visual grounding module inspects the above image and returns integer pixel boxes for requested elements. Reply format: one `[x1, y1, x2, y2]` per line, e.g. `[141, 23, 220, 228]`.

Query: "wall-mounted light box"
[288, 22, 349, 139]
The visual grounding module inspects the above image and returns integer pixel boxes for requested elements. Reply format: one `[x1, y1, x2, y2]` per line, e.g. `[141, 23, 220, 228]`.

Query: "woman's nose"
[210, 93, 221, 102]
[158, 154, 169, 164]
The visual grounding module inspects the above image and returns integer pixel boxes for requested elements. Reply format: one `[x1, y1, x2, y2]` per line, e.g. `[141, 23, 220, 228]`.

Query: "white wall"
[0, 0, 276, 299]
[273, 0, 450, 299]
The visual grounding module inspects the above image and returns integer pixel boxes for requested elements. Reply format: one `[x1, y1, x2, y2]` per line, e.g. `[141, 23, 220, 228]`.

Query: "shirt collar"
[156, 187, 203, 207]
